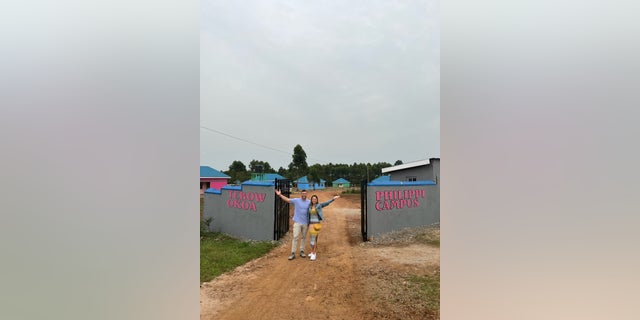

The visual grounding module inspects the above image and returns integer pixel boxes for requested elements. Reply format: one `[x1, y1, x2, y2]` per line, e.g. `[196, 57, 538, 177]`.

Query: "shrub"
[200, 217, 213, 236]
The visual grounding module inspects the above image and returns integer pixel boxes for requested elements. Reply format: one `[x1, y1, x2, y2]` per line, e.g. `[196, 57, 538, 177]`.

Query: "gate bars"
[361, 179, 368, 242]
[274, 179, 291, 240]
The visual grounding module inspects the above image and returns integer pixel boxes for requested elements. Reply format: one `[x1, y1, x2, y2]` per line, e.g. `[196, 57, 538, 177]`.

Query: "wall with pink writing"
[203, 182, 276, 241]
[366, 182, 439, 238]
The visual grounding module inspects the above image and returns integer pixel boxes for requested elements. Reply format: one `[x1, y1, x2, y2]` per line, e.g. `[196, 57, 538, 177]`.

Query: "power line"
[200, 125, 291, 156]
[200, 125, 325, 163]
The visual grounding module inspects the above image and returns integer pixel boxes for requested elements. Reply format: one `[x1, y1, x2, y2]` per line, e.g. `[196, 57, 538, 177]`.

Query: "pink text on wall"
[227, 191, 266, 212]
[374, 189, 426, 211]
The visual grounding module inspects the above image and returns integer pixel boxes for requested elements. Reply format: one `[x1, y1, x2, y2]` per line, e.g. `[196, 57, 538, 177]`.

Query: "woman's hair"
[310, 195, 319, 204]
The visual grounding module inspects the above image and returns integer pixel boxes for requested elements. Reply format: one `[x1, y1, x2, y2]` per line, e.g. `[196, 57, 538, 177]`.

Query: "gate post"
[361, 179, 368, 241]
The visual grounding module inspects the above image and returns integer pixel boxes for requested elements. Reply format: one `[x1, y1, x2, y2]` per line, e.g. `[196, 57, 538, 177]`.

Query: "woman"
[307, 194, 340, 261]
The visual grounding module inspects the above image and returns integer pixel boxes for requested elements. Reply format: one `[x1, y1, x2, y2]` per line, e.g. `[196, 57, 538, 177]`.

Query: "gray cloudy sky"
[201, 0, 439, 171]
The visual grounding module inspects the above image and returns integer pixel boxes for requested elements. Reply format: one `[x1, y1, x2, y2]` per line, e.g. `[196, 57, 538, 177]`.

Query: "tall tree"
[394, 160, 403, 166]
[288, 144, 308, 179]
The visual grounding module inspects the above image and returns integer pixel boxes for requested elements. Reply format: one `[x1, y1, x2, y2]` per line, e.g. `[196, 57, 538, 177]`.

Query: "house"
[249, 173, 286, 182]
[316, 179, 326, 190]
[381, 158, 439, 183]
[332, 178, 351, 188]
[370, 175, 391, 183]
[295, 176, 310, 190]
[243, 173, 287, 185]
[200, 166, 230, 194]
[293, 176, 326, 190]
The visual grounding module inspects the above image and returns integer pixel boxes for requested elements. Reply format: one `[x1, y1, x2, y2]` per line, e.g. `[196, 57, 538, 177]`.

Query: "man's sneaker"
[310, 253, 316, 261]
[288, 253, 295, 260]
[300, 251, 306, 258]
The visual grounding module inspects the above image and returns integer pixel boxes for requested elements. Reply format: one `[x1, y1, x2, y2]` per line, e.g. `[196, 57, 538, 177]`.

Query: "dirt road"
[200, 189, 439, 320]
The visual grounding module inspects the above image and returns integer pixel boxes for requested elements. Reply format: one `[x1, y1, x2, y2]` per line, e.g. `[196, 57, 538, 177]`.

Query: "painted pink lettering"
[405, 199, 413, 208]
[226, 198, 258, 212]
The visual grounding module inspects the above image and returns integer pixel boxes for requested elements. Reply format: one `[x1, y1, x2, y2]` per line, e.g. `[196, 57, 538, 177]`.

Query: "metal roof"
[200, 166, 231, 178]
[381, 158, 439, 174]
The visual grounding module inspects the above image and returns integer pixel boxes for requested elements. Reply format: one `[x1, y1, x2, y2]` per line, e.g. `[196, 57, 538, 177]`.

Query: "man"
[275, 189, 310, 260]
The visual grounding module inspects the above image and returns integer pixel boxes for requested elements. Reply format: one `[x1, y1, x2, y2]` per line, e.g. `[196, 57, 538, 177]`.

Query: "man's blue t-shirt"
[290, 198, 311, 224]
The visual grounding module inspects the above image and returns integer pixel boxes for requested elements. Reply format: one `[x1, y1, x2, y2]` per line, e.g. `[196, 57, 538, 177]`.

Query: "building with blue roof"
[294, 176, 326, 190]
[200, 166, 230, 194]
[381, 158, 439, 183]
[294, 176, 309, 190]
[332, 178, 351, 188]
[250, 173, 286, 182]
[370, 175, 391, 183]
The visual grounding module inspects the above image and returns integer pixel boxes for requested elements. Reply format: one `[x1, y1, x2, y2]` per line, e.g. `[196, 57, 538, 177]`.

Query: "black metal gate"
[361, 179, 368, 241]
[274, 179, 291, 240]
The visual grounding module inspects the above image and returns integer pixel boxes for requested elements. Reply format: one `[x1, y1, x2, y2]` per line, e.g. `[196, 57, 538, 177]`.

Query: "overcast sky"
[201, 0, 439, 171]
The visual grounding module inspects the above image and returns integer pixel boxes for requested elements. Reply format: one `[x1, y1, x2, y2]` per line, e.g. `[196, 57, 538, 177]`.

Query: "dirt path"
[200, 189, 439, 320]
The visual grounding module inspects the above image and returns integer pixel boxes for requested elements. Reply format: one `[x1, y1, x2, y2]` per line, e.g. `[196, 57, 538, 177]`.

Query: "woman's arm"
[320, 195, 340, 207]
[275, 189, 292, 203]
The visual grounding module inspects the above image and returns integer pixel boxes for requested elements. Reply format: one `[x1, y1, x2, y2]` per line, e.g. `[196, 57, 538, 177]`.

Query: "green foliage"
[249, 160, 275, 173]
[307, 165, 321, 186]
[394, 160, 403, 165]
[200, 233, 278, 282]
[222, 152, 396, 185]
[289, 144, 308, 177]
[200, 217, 213, 236]
[228, 160, 246, 172]
[226, 160, 250, 183]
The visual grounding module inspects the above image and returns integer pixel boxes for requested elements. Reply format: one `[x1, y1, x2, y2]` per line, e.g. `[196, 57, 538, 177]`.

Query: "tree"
[394, 160, 403, 166]
[308, 165, 322, 188]
[371, 162, 392, 179]
[288, 144, 308, 178]
[226, 160, 249, 183]
[249, 160, 274, 173]
[228, 160, 246, 172]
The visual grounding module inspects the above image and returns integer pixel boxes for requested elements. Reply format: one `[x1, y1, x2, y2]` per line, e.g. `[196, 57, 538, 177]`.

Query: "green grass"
[407, 271, 440, 311]
[200, 232, 279, 283]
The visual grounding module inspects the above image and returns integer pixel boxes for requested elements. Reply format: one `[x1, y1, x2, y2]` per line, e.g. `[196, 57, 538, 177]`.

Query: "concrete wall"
[430, 158, 440, 183]
[366, 181, 439, 238]
[203, 182, 275, 241]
